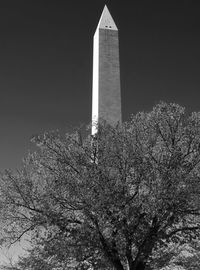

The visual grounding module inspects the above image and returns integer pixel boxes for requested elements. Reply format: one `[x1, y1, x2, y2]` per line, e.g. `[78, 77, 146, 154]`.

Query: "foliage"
[0, 102, 200, 270]
[1, 236, 70, 270]
[172, 240, 200, 270]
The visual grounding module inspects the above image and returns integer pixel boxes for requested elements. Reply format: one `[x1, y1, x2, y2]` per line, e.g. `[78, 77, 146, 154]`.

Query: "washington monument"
[92, 5, 122, 134]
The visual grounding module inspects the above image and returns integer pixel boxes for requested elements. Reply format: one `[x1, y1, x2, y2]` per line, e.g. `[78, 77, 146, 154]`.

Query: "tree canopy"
[0, 102, 200, 270]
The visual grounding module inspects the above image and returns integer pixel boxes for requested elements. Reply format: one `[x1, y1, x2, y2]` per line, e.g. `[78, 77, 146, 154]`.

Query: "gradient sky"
[0, 0, 200, 171]
[0, 0, 200, 264]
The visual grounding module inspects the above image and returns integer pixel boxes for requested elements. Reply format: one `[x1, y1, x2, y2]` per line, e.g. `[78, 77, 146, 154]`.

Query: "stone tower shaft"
[92, 5, 122, 134]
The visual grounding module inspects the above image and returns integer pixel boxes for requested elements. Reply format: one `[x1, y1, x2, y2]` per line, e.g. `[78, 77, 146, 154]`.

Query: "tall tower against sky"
[92, 5, 122, 134]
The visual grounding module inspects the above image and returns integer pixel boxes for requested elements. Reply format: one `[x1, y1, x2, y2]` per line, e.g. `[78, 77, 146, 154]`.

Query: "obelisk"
[92, 5, 122, 134]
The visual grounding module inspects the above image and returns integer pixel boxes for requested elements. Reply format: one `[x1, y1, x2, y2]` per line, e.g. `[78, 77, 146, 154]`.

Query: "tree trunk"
[129, 217, 159, 270]
[130, 260, 146, 270]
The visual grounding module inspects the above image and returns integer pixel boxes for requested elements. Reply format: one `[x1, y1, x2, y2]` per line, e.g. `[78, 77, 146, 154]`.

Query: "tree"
[1, 236, 69, 270]
[170, 240, 200, 270]
[0, 102, 200, 270]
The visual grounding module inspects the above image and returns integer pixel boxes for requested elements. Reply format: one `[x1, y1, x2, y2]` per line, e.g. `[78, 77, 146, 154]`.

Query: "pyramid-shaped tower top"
[96, 5, 118, 31]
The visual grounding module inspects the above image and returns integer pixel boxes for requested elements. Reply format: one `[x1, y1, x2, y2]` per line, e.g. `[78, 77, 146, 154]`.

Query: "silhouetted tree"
[0, 102, 200, 270]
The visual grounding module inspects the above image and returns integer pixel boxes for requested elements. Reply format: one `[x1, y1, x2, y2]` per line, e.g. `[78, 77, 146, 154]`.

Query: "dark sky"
[0, 0, 200, 170]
